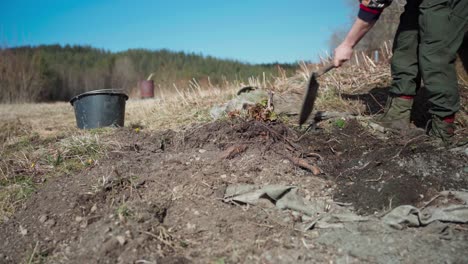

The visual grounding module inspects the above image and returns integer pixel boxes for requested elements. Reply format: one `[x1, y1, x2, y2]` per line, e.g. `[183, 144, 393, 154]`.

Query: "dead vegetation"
[0, 128, 121, 223]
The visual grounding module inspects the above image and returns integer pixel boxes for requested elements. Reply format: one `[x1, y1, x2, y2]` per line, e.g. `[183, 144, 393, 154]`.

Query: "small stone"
[198, 149, 207, 153]
[116, 235, 126, 246]
[186, 223, 196, 230]
[220, 174, 227, 179]
[90, 204, 98, 213]
[39, 215, 48, 223]
[282, 159, 289, 164]
[80, 221, 88, 229]
[75, 216, 83, 222]
[19, 225, 28, 236]
[45, 219, 56, 228]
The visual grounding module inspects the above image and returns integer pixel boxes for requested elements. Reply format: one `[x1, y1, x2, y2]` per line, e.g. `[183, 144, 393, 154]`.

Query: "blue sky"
[1, 0, 351, 64]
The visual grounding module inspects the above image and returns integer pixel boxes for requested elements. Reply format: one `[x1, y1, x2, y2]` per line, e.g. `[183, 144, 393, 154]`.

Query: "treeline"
[0, 45, 298, 103]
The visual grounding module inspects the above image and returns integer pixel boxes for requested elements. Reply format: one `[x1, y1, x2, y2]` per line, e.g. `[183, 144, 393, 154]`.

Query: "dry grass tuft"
[58, 134, 106, 161]
[0, 119, 32, 146]
[0, 130, 119, 222]
[0, 177, 35, 222]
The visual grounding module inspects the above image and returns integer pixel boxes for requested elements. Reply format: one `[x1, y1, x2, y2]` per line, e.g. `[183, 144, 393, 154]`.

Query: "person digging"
[333, 0, 467, 147]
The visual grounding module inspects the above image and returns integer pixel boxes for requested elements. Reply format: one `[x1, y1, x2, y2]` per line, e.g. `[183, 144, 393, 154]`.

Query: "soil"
[1, 119, 467, 263]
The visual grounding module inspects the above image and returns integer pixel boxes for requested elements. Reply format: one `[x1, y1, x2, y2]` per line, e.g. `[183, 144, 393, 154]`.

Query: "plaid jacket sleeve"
[358, 0, 393, 22]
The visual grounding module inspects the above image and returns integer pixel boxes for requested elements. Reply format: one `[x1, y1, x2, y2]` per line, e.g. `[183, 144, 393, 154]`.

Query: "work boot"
[427, 115, 458, 147]
[370, 95, 413, 132]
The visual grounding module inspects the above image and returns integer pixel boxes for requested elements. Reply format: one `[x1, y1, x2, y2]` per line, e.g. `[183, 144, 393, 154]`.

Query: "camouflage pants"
[390, 0, 468, 118]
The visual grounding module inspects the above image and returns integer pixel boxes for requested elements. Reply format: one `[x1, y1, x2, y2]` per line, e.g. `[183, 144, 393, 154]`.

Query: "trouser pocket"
[420, 0, 449, 8]
[449, 0, 468, 21]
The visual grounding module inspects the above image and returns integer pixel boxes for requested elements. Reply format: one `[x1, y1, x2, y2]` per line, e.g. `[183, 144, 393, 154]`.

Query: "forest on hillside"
[0, 45, 298, 103]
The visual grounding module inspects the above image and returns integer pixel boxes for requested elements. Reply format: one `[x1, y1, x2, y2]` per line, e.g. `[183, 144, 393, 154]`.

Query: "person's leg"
[418, 0, 468, 145]
[375, 1, 421, 131]
[389, 0, 422, 97]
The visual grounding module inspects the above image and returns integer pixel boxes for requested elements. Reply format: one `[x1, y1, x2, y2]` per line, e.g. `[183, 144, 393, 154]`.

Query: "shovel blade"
[299, 73, 319, 125]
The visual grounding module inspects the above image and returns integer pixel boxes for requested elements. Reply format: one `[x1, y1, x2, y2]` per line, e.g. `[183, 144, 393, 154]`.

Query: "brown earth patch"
[0, 119, 467, 263]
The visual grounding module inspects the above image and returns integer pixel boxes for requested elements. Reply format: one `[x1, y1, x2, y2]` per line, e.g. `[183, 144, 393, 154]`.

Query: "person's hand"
[361, 0, 371, 7]
[333, 43, 353, 67]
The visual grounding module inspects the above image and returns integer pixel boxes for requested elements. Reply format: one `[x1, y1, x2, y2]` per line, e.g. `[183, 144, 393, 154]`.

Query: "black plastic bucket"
[70, 89, 129, 129]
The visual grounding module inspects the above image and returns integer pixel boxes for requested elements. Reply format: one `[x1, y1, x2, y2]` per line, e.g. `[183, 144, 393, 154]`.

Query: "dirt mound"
[294, 120, 468, 215]
[1, 120, 467, 263]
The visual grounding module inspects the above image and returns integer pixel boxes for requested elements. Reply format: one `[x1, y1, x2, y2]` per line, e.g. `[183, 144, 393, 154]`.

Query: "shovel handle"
[315, 63, 335, 77]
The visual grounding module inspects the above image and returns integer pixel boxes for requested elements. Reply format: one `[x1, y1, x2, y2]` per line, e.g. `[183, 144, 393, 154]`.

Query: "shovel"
[298, 63, 335, 125]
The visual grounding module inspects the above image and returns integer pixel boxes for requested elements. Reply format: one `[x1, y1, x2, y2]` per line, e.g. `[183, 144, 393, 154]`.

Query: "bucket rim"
[70, 89, 129, 105]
